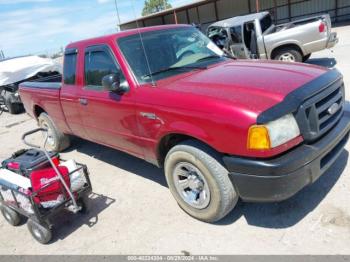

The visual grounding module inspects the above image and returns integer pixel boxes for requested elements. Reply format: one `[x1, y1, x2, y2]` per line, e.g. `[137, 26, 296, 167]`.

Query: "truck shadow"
[217, 150, 348, 228]
[68, 137, 167, 187]
[67, 137, 348, 229]
[306, 58, 337, 68]
[49, 192, 116, 243]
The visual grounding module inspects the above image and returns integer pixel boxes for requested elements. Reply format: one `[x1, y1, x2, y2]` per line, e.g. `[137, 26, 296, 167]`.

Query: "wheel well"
[157, 134, 214, 167]
[34, 105, 45, 119]
[271, 44, 303, 59]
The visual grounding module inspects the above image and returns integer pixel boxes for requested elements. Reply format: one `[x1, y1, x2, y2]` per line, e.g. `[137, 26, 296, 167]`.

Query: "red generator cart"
[0, 128, 92, 244]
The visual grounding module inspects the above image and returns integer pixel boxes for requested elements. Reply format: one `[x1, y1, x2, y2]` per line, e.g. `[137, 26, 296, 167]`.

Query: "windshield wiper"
[195, 55, 223, 63]
[223, 50, 237, 60]
[196, 52, 237, 62]
[142, 65, 207, 79]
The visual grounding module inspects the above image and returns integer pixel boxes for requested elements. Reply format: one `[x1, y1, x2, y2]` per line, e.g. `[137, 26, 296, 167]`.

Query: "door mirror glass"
[102, 73, 120, 91]
[102, 73, 128, 94]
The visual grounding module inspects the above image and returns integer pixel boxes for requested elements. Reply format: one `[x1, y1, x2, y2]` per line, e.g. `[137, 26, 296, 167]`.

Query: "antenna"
[114, 0, 121, 31]
[130, 0, 156, 87]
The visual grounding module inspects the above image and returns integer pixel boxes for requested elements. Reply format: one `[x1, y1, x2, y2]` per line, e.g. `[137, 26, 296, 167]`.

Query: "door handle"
[79, 98, 88, 105]
[140, 112, 157, 120]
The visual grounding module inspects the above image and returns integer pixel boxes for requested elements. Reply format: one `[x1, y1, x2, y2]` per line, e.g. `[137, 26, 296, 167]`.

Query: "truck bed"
[20, 74, 62, 90]
[20, 81, 61, 89]
[19, 74, 70, 135]
[272, 14, 330, 33]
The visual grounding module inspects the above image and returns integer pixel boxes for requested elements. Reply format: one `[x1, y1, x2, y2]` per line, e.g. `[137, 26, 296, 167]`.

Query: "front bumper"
[223, 109, 350, 202]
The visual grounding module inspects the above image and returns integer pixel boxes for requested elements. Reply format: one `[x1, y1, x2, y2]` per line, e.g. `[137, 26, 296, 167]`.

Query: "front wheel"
[164, 140, 238, 222]
[27, 219, 52, 244]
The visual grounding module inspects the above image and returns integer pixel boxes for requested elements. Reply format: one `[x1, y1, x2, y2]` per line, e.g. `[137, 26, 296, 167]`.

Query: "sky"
[0, 0, 192, 57]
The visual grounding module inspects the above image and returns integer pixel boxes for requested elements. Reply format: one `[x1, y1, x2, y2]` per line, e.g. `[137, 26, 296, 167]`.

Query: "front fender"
[162, 121, 212, 143]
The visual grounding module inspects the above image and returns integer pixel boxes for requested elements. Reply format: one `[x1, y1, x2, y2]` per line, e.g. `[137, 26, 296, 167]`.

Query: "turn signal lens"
[247, 125, 271, 150]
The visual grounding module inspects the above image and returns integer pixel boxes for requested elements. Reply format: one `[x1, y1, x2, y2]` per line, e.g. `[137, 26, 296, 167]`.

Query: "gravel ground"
[0, 25, 349, 255]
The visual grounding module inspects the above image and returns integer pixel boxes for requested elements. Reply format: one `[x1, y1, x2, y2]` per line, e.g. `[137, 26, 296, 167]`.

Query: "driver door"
[77, 44, 143, 158]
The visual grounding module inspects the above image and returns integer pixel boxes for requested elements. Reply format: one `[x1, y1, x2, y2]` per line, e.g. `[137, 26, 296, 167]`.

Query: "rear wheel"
[5, 101, 23, 114]
[27, 219, 52, 244]
[1, 205, 21, 226]
[164, 140, 238, 222]
[77, 196, 89, 214]
[38, 113, 70, 152]
[273, 47, 303, 63]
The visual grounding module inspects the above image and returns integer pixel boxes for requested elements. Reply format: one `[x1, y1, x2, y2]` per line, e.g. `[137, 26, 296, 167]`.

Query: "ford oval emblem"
[328, 103, 339, 115]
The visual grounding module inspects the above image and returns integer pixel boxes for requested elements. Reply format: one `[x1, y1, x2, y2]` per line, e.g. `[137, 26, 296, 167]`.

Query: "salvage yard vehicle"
[19, 25, 350, 222]
[207, 12, 338, 62]
[0, 56, 61, 114]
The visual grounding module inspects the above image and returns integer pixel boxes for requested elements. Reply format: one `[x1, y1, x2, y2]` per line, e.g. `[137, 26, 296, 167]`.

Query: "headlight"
[247, 114, 300, 150]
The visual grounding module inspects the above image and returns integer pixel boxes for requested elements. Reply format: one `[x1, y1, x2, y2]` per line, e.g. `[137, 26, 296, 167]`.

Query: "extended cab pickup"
[19, 25, 350, 222]
[207, 12, 338, 62]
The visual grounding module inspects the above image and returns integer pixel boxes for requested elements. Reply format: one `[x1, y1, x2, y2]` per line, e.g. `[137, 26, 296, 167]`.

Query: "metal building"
[120, 0, 350, 31]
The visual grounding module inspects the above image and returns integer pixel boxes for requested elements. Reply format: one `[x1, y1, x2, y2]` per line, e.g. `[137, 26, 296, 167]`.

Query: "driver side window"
[84, 47, 126, 91]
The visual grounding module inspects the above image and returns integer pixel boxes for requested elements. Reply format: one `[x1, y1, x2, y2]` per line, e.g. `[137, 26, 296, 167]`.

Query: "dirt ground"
[0, 25, 349, 255]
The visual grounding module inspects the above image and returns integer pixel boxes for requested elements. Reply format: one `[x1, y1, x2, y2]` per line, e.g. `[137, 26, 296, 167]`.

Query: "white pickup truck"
[207, 12, 338, 62]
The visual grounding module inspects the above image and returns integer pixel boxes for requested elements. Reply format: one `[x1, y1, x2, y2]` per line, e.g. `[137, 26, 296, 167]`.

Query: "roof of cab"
[66, 24, 191, 50]
[209, 11, 269, 28]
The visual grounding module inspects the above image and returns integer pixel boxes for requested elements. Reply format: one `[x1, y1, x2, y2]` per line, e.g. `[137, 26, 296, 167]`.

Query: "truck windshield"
[118, 27, 225, 83]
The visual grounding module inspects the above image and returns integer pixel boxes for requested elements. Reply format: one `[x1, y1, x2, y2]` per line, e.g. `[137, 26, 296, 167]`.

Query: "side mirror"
[102, 73, 129, 94]
[102, 73, 120, 92]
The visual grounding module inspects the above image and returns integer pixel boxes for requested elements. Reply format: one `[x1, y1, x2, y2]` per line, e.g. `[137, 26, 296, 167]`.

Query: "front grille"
[295, 79, 345, 142]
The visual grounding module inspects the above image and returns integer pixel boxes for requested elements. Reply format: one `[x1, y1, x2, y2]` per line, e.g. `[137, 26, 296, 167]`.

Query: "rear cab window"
[260, 14, 273, 33]
[63, 49, 78, 85]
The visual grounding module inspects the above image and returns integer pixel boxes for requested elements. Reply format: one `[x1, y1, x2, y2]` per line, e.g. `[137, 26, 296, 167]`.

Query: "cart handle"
[21, 128, 82, 212]
[21, 128, 48, 149]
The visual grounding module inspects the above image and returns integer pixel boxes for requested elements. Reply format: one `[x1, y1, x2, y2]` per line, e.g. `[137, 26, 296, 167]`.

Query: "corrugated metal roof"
[120, 0, 212, 25]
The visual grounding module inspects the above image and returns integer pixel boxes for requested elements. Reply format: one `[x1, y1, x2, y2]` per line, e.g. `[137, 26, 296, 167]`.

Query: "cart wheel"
[77, 196, 89, 214]
[1, 206, 21, 226]
[27, 220, 52, 244]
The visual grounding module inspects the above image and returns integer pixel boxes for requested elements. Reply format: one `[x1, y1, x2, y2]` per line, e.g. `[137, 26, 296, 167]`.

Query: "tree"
[142, 0, 172, 16]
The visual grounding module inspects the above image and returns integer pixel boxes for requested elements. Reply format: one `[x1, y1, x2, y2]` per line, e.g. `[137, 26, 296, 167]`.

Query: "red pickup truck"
[19, 25, 350, 222]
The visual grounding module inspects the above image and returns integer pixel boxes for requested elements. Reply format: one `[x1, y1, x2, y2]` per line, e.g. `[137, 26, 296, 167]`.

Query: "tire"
[1, 205, 21, 226]
[38, 112, 70, 152]
[164, 140, 238, 222]
[303, 53, 312, 62]
[273, 47, 303, 63]
[5, 101, 22, 114]
[27, 219, 52, 244]
[77, 196, 89, 214]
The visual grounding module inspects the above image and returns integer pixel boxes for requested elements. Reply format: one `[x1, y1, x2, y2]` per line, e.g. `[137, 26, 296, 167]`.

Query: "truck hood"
[159, 60, 329, 117]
